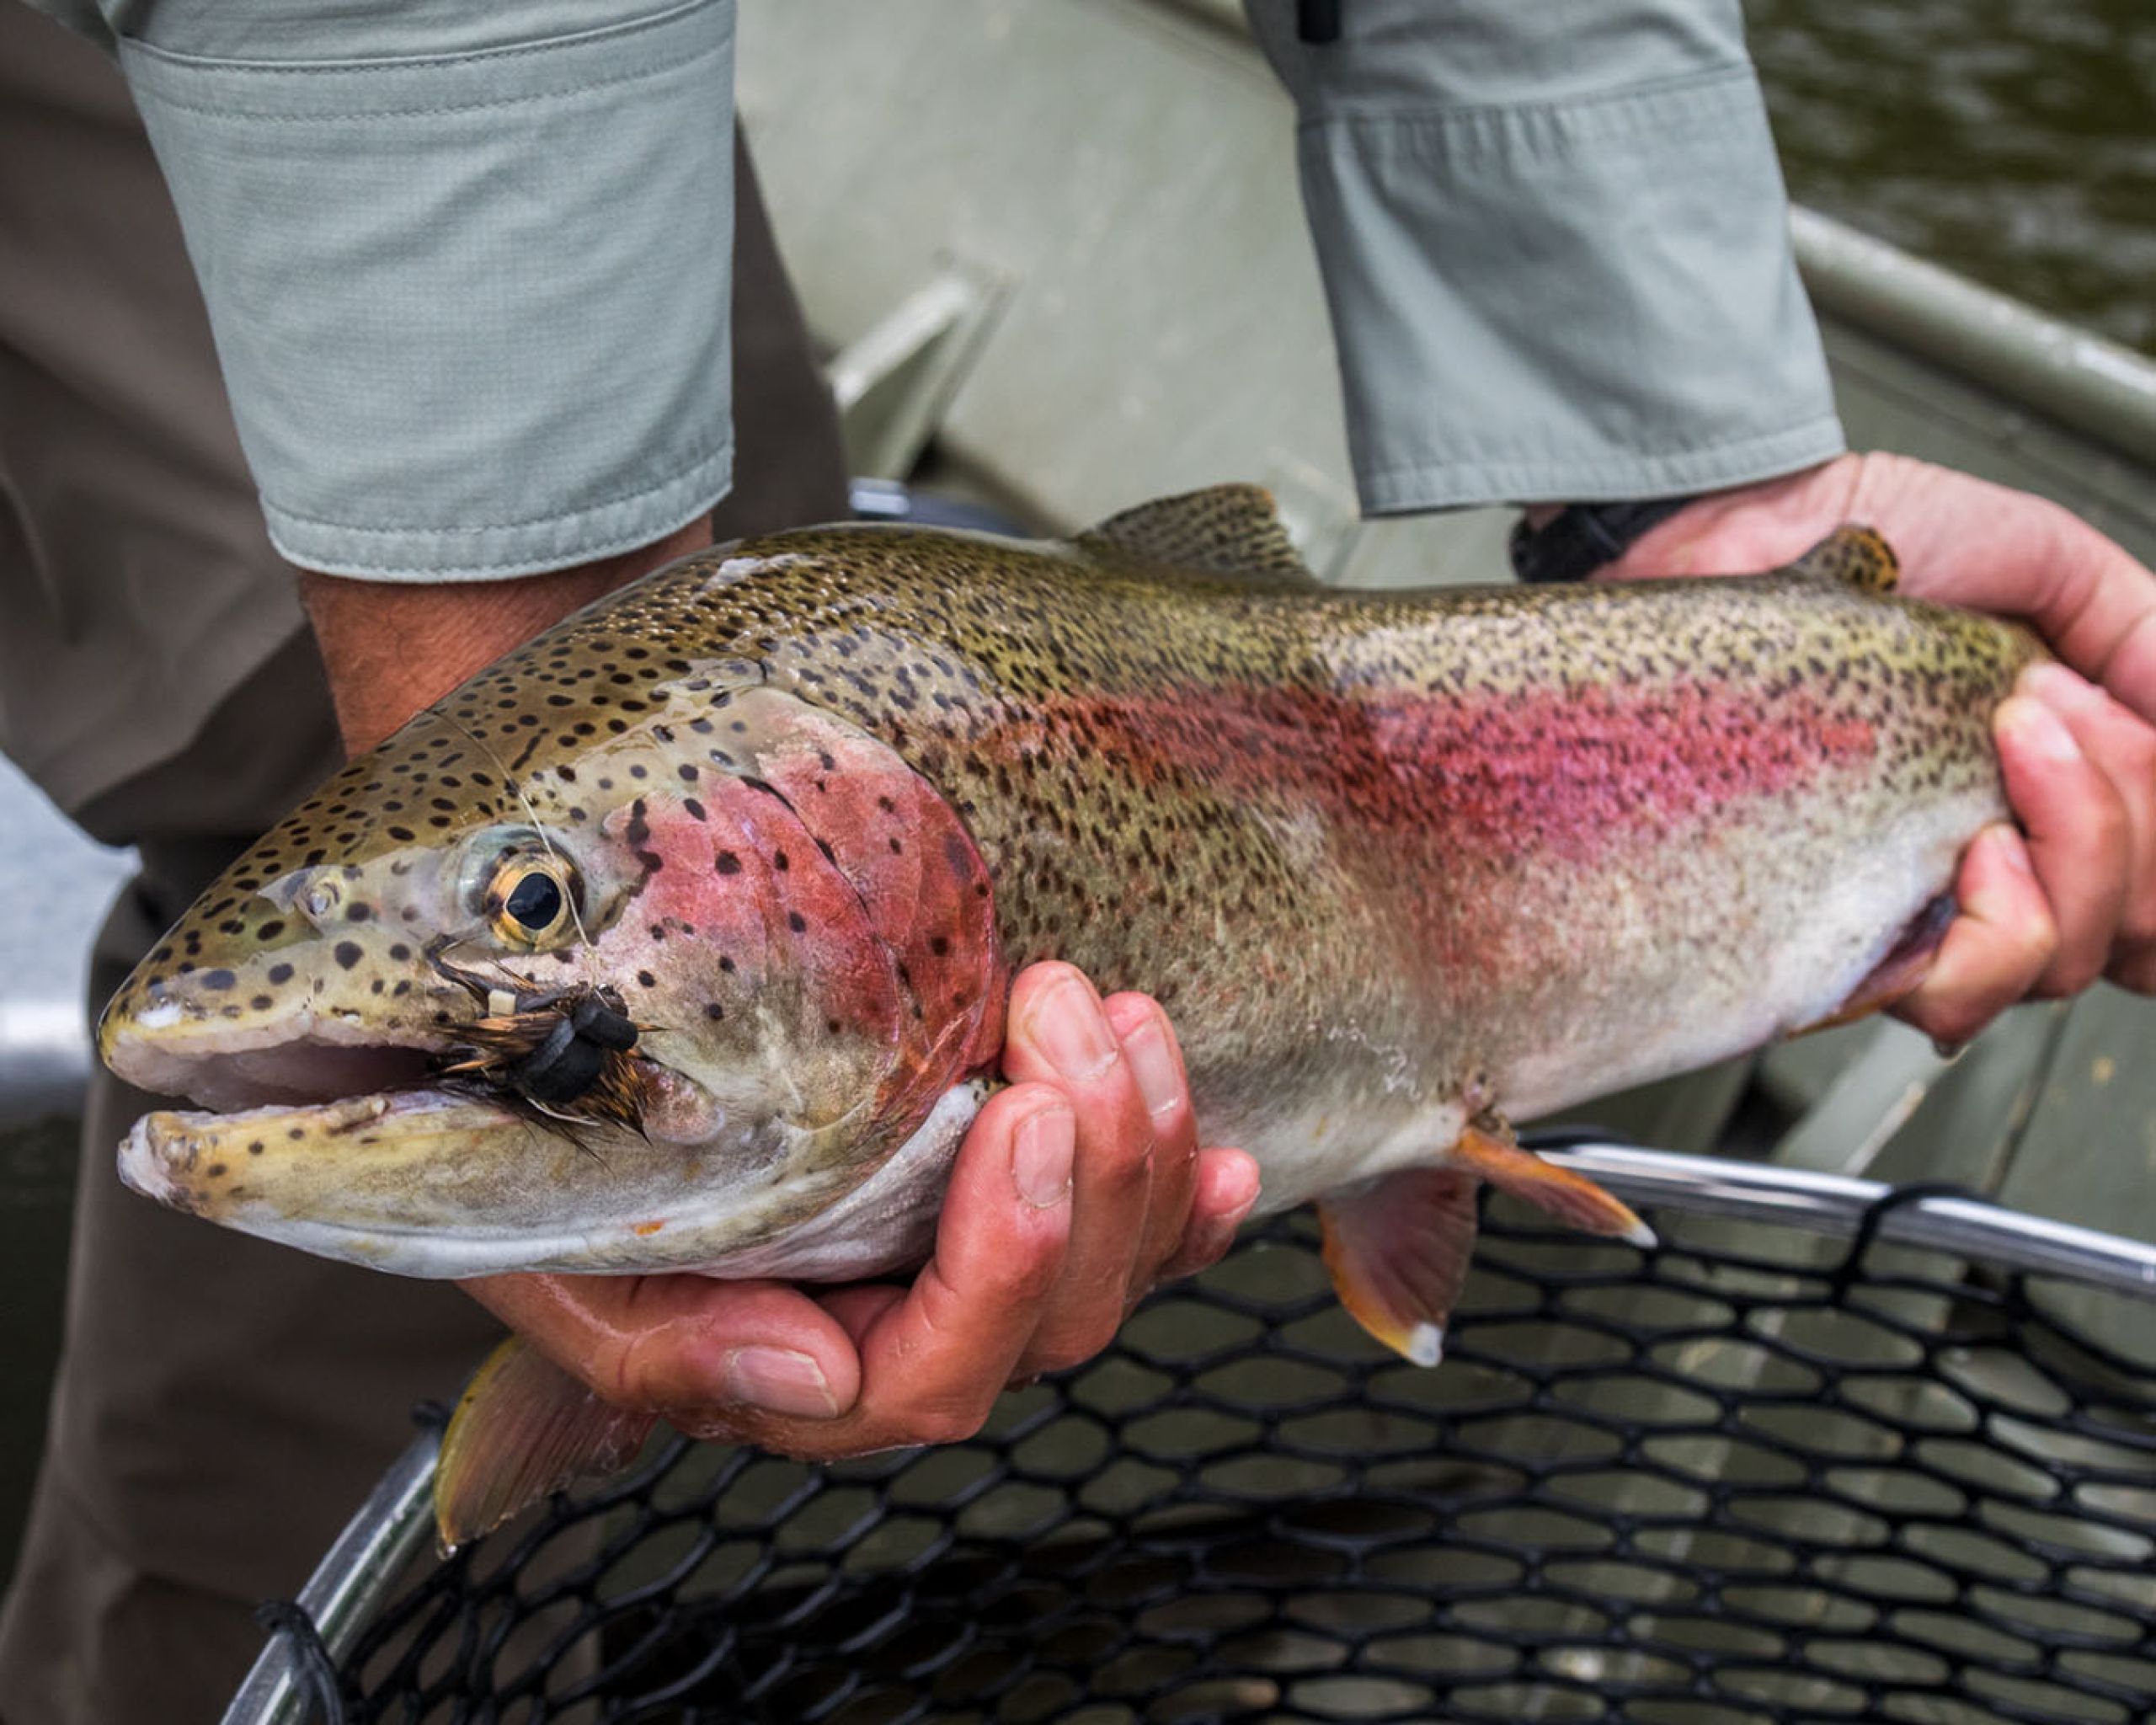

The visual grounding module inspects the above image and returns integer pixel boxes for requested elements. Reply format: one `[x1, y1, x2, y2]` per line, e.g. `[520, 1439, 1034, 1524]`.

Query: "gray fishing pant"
[0, 10, 846, 1718]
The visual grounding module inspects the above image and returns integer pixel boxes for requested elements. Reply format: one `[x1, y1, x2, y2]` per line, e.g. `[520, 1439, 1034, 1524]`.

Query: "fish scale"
[97, 486, 2040, 1537]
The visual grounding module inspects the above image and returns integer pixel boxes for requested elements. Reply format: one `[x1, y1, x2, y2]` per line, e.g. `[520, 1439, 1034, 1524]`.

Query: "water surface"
[1751, 0, 2155, 354]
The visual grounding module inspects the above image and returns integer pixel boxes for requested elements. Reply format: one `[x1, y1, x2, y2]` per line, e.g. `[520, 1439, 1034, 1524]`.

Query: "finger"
[1883, 474, 2156, 724]
[1101, 991, 1201, 1290]
[1157, 1146, 1263, 1281]
[675, 1084, 1075, 1458]
[1893, 825, 2057, 1047]
[459, 1270, 859, 1420]
[1001, 964, 1158, 1375]
[2020, 663, 2156, 983]
[1995, 692, 2130, 997]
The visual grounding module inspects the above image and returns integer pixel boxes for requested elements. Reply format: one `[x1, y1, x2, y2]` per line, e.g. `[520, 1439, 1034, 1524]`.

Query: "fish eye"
[486, 856, 579, 946]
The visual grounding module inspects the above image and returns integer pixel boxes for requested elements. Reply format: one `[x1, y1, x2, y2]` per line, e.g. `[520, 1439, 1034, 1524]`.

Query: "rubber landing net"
[246, 1146, 2156, 1725]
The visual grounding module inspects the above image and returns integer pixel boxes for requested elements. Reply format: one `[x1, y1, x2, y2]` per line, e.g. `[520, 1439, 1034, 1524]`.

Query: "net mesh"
[324, 1179, 2156, 1725]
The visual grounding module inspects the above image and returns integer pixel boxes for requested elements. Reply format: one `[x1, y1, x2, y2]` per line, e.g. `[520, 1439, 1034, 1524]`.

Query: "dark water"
[1749, 0, 2156, 355]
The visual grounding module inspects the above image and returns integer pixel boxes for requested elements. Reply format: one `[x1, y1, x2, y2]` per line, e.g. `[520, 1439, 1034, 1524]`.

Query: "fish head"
[101, 629, 1007, 1278]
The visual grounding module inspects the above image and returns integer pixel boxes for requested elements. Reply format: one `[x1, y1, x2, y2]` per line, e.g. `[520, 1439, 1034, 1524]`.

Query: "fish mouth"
[106, 1007, 686, 1278]
[118, 1034, 446, 1114]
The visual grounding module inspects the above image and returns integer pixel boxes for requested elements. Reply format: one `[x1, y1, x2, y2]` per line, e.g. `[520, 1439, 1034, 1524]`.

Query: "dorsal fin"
[1076, 483, 1320, 586]
[1786, 525, 1899, 593]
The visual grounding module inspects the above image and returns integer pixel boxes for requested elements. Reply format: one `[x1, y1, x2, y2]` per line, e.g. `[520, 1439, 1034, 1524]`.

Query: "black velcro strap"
[1508, 496, 1698, 585]
[1297, 1, 1342, 44]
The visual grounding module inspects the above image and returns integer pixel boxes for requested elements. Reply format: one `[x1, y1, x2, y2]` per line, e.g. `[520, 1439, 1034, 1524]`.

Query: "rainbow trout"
[102, 487, 2037, 1538]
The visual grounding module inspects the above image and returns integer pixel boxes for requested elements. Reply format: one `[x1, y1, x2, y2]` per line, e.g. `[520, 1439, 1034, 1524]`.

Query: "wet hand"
[1601, 451, 2156, 1039]
[462, 963, 1259, 1461]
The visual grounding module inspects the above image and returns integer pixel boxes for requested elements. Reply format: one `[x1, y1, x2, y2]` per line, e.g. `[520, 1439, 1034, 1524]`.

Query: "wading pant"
[0, 11, 847, 1719]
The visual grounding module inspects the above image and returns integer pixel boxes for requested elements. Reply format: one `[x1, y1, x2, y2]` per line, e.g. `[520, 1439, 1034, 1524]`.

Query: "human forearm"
[297, 519, 712, 756]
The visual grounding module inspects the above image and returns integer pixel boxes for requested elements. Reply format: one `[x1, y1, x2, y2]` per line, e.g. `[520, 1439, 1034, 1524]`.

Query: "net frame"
[223, 1144, 2156, 1725]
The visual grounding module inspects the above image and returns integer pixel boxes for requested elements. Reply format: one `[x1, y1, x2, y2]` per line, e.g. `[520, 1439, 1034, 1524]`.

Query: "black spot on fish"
[718, 955, 736, 973]
[705, 1002, 725, 1020]
[715, 852, 741, 875]
[637, 970, 656, 989]
[387, 826, 414, 841]
[787, 912, 807, 933]
[202, 969, 236, 991]
[683, 798, 707, 822]
[334, 943, 363, 969]
[250, 995, 274, 1012]
[678, 764, 698, 782]
[258, 920, 285, 941]
[774, 851, 789, 873]
[267, 964, 294, 985]
[346, 903, 371, 922]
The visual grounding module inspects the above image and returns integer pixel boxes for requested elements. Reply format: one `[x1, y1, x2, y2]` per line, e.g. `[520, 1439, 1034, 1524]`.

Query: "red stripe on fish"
[984, 680, 1876, 866]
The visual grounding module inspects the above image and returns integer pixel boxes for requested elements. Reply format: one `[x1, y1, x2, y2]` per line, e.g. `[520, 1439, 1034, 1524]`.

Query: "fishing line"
[432, 708, 606, 985]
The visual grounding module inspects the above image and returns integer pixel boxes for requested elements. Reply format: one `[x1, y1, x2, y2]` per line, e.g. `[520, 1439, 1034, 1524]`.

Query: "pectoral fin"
[1448, 1114, 1657, 1248]
[1319, 1168, 1481, 1366]
[435, 1336, 656, 1552]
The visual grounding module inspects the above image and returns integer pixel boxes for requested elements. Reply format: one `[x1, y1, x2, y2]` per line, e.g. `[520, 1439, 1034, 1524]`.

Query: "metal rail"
[1791, 206, 2156, 468]
[1552, 1141, 2156, 1295]
[221, 1431, 440, 1725]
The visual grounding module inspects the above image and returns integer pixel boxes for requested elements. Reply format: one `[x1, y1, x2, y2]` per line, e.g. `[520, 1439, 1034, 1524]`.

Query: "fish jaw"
[115, 1079, 985, 1281]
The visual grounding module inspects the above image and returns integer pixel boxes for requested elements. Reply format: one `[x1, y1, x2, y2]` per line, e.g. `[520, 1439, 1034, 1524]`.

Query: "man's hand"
[300, 537, 1257, 1463]
[1601, 451, 2156, 1041]
[464, 964, 1260, 1459]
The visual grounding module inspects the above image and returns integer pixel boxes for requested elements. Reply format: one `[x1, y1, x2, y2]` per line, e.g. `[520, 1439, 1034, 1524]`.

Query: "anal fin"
[1319, 1168, 1481, 1365]
[435, 1336, 657, 1552]
[1448, 1114, 1657, 1248]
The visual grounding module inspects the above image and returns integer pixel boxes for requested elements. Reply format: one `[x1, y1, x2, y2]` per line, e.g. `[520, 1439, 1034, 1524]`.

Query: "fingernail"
[1032, 975, 1118, 1081]
[1998, 696, 2079, 763]
[1988, 825, 2034, 875]
[722, 1347, 838, 1418]
[2021, 660, 2100, 710]
[1013, 1103, 1075, 1209]
[1123, 1015, 1182, 1120]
